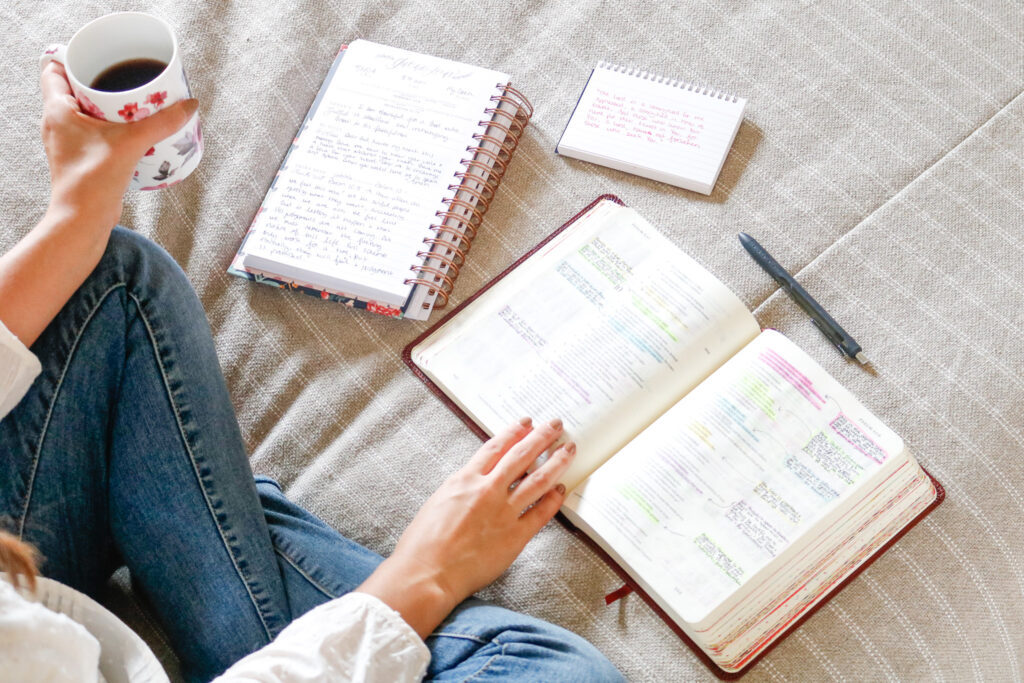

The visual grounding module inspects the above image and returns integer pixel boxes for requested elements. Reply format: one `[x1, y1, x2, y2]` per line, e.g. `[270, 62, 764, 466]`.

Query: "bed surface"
[3, 1, 1023, 680]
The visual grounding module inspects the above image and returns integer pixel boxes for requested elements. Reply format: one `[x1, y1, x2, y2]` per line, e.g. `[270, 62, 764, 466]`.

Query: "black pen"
[739, 233, 869, 365]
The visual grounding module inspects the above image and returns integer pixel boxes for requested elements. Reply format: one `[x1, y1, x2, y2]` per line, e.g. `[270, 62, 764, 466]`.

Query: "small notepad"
[556, 62, 747, 195]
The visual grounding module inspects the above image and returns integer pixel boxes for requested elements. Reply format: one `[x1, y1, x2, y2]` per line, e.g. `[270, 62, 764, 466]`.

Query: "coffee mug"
[40, 12, 202, 191]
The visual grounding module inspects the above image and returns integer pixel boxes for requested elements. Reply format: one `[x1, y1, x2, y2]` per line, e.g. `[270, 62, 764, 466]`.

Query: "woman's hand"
[0, 63, 198, 347]
[357, 417, 576, 638]
[40, 61, 197, 228]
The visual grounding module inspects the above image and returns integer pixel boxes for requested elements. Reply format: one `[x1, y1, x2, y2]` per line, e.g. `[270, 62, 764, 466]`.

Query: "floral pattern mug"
[40, 12, 202, 190]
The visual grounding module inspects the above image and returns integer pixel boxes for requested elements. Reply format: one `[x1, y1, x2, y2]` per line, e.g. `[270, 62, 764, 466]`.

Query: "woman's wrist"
[44, 191, 121, 242]
[356, 557, 460, 640]
[0, 202, 117, 345]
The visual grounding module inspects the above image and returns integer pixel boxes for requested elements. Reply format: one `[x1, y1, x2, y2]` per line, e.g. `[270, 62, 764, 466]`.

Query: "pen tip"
[855, 351, 870, 365]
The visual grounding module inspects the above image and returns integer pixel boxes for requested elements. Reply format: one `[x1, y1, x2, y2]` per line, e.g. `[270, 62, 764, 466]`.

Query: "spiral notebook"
[556, 62, 746, 195]
[229, 40, 532, 320]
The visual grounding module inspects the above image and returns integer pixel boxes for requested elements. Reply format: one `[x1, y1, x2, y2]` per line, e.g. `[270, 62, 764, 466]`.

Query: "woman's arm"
[215, 419, 576, 682]
[0, 62, 196, 347]
[357, 417, 574, 638]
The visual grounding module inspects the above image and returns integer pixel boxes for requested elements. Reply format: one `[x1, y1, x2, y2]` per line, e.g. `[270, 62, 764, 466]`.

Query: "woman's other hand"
[40, 61, 197, 228]
[357, 417, 576, 638]
[0, 64, 198, 347]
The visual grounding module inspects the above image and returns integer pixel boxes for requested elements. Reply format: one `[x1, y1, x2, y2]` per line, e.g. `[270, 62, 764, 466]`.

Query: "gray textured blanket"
[3, 1, 1023, 680]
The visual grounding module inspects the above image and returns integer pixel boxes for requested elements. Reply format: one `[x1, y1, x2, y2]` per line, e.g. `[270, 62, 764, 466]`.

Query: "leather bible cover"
[402, 194, 946, 678]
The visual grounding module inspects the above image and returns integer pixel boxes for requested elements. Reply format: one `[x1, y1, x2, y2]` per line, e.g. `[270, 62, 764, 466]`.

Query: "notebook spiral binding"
[405, 84, 533, 309]
[596, 60, 740, 103]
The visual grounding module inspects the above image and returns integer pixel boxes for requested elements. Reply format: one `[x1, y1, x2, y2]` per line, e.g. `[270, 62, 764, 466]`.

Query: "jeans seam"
[126, 290, 278, 641]
[462, 642, 506, 682]
[132, 591, 178, 654]
[272, 546, 337, 600]
[17, 283, 127, 540]
[427, 632, 489, 645]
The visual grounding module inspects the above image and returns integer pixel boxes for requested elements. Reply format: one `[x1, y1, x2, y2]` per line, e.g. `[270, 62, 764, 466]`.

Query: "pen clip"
[810, 317, 847, 357]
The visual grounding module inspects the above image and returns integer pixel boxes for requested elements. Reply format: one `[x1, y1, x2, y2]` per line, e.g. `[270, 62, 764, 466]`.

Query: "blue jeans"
[0, 228, 621, 683]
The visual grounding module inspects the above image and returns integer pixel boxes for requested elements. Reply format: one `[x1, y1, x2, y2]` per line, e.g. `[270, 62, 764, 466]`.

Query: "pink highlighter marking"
[760, 349, 826, 409]
[830, 413, 887, 464]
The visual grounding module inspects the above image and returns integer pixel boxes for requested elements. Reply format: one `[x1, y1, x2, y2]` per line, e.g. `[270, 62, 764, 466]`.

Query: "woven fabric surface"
[1, 1, 1022, 680]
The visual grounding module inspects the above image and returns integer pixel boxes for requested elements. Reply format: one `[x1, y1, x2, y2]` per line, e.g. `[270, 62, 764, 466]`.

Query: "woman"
[0, 62, 623, 682]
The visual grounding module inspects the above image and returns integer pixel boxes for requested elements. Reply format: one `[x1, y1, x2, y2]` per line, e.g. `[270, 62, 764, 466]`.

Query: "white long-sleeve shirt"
[0, 323, 430, 682]
[0, 319, 41, 418]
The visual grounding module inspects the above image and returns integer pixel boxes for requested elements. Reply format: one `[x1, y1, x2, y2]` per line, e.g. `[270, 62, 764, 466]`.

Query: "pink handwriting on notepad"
[582, 88, 706, 149]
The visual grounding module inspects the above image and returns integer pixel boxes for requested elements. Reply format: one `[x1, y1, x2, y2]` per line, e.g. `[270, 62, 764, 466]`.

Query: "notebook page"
[412, 201, 761, 489]
[242, 40, 508, 306]
[557, 64, 746, 194]
[563, 330, 905, 625]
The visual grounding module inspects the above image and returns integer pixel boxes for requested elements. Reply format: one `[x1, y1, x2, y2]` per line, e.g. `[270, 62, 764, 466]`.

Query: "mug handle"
[39, 44, 67, 71]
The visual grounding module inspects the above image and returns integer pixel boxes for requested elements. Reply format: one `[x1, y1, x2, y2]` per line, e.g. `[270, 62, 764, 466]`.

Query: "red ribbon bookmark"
[604, 584, 634, 605]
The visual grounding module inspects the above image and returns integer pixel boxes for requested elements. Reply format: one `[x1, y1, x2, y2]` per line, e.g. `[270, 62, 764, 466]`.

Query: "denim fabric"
[0, 228, 621, 683]
[426, 600, 623, 682]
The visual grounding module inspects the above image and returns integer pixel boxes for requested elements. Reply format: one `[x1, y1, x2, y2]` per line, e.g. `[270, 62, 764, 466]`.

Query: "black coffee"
[90, 58, 167, 92]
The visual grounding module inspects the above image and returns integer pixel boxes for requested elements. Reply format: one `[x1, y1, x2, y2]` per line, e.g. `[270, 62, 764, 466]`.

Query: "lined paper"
[241, 40, 507, 307]
[557, 64, 746, 194]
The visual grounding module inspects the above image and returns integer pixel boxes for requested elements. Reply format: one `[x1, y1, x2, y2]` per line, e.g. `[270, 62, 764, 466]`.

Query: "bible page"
[562, 330, 908, 626]
[241, 40, 508, 307]
[412, 200, 760, 489]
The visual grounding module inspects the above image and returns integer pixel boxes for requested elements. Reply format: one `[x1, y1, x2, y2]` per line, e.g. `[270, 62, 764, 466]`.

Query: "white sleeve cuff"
[214, 592, 430, 683]
[0, 319, 41, 420]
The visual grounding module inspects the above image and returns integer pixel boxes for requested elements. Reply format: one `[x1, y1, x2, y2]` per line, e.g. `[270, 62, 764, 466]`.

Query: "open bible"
[404, 196, 942, 676]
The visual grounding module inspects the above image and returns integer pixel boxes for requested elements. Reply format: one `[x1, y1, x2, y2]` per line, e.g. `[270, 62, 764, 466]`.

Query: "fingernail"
[548, 417, 563, 430]
[183, 98, 199, 116]
[555, 484, 566, 495]
[519, 416, 532, 427]
[564, 441, 576, 455]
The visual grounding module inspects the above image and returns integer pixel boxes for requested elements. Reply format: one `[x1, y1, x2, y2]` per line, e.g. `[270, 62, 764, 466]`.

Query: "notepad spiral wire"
[596, 61, 740, 103]
[404, 84, 534, 309]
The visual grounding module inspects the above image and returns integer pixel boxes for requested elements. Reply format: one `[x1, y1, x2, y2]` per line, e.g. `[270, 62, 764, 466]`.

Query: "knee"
[501, 623, 623, 682]
[96, 226, 190, 294]
[428, 601, 623, 682]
